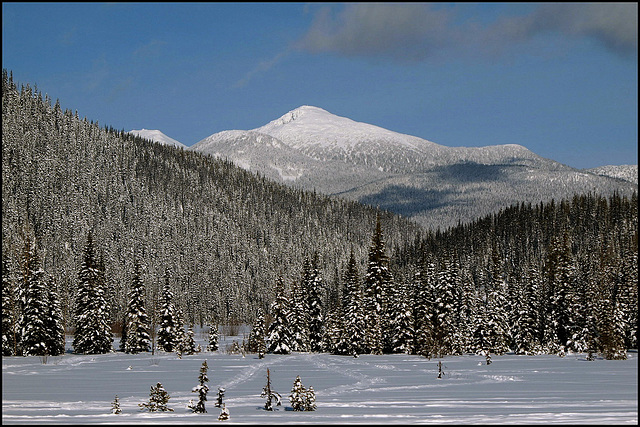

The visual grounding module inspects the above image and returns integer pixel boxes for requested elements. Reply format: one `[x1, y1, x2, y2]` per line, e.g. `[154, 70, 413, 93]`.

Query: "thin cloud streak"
[295, 3, 638, 61]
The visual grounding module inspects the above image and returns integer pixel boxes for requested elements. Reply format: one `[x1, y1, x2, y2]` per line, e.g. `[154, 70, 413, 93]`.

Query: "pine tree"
[44, 280, 66, 356]
[189, 360, 209, 413]
[289, 279, 310, 352]
[19, 237, 50, 356]
[340, 250, 364, 356]
[2, 256, 18, 356]
[261, 368, 281, 411]
[139, 382, 174, 412]
[246, 309, 266, 357]
[413, 260, 436, 358]
[362, 216, 392, 354]
[73, 232, 113, 354]
[181, 326, 197, 355]
[218, 403, 230, 421]
[304, 256, 324, 352]
[267, 278, 292, 354]
[388, 281, 414, 354]
[304, 386, 317, 411]
[207, 322, 219, 352]
[216, 387, 226, 408]
[111, 395, 122, 414]
[157, 269, 178, 352]
[544, 233, 578, 353]
[123, 261, 150, 354]
[289, 375, 307, 411]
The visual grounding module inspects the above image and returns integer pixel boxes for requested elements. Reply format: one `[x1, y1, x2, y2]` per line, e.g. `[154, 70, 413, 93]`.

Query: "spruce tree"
[289, 375, 307, 411]
[123, 261, 150, 354]
[44, 281, 66, 356]
[340, 250, 364, 356]
[207, 322, 219, 352]
[261, 368, 281, 411]
[189, 360, 210, 413]
[19, 237, 50, 356]
[267, 278, 292, 354]
[362, 215, 392, 355]
[111, 395, 122, 414]
[289, 279, 310, 352]
[73, 232, 113, 354]
[139, 382, 174, 412]
[157, 270, 178, 352]
[247, 309, 266, 356]
[303, 256, 324, 352]
[2, 256, 18, 356]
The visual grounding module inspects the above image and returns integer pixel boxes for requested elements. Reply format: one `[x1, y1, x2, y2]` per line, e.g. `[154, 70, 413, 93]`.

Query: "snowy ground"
[2, 333, 637, 424]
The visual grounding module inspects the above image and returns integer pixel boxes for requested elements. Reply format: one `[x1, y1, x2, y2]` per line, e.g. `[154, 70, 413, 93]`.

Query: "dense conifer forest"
[2, 70, 637, 360]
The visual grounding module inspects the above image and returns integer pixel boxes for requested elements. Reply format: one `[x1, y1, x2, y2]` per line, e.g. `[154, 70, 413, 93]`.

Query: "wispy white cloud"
[233, 49, 291, 89]
[295, 3, 637, 61]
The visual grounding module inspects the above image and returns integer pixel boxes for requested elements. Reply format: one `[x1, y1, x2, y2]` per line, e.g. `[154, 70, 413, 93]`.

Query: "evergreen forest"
[2, 70, 637, 361]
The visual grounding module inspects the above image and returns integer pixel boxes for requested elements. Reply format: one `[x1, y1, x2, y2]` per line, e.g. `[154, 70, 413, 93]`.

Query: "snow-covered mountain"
[191, 106, 637, 229]
[129, 129, 187, 149]
[586, 165, 638, 185]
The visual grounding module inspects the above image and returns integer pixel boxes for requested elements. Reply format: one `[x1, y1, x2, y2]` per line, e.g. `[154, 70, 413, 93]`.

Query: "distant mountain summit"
[192, 106, 637, 229]
[129, 129, 186, 148]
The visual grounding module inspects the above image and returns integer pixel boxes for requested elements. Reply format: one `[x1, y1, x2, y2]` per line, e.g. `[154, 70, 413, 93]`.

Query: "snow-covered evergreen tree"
[246, 309, 266, 356]
[512, 265, 542, 355]
[261, 368, 281, 411]
[73, 232, 113, 354]
[111, 395, 122, 414]
[289, 278, 310, 352]
[289, 375, 307, 411]
[304, 257, 324, 352]
[44, 280, 66, 356]
[340, 250, 365, 356]
[207, 322, 219, 352]
[139, 382, 174, 412]
[181, 325, 197, 355]
[544, 233, 578, 353]
[216, 387, 225, 408]
[388, 281, 414, 354]
[413, 260, 436, 357]
[157, 270, 178, 352]
[123, 261, 150, 354]
[362, 216, 392, 355]
[267, 277, 292, 354]
[189, 360, 209, 413]
[19, 237, 50, 357]
[218, 403, 230, 421]
[2, 256, 18, 356]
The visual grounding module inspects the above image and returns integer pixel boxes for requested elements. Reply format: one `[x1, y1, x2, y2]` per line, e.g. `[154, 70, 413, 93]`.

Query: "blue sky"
[2, 2, 637, 169]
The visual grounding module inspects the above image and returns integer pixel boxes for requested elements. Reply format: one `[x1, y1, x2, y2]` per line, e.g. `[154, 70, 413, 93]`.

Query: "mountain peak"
[129, 129, 186, 148]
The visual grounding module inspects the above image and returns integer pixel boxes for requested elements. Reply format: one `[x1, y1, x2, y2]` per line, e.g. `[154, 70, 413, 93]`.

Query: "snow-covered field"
[2, 334, 637, 425]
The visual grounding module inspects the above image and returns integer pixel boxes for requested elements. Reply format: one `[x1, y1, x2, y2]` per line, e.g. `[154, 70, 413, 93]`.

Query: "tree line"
[2, 69, 637, 360]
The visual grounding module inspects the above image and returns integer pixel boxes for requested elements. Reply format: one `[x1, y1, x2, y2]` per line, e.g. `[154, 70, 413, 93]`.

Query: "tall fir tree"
[157, 269, 178, 352]
[289, 279, 310, 352]
[246, 309, 266, 356]
[362, 215, 392, 354]
[2, 256, 18, 356]
[44, 279, 66, 356]
[123, 260, 151, 354]
[189, 360, 210, 413]
[340, 250, 365, 356]
[19, 236, 50, 356]
[304, 256, 324, 352]
[267, 277, 292, 354]
[73, 232, 113, 354]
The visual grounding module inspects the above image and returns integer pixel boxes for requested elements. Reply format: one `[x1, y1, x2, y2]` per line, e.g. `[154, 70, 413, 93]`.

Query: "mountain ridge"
[190, 105, 637, 229]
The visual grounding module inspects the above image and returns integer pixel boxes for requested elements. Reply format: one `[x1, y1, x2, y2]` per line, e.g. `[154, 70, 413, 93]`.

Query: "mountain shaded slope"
[193, 106, 637, 230]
